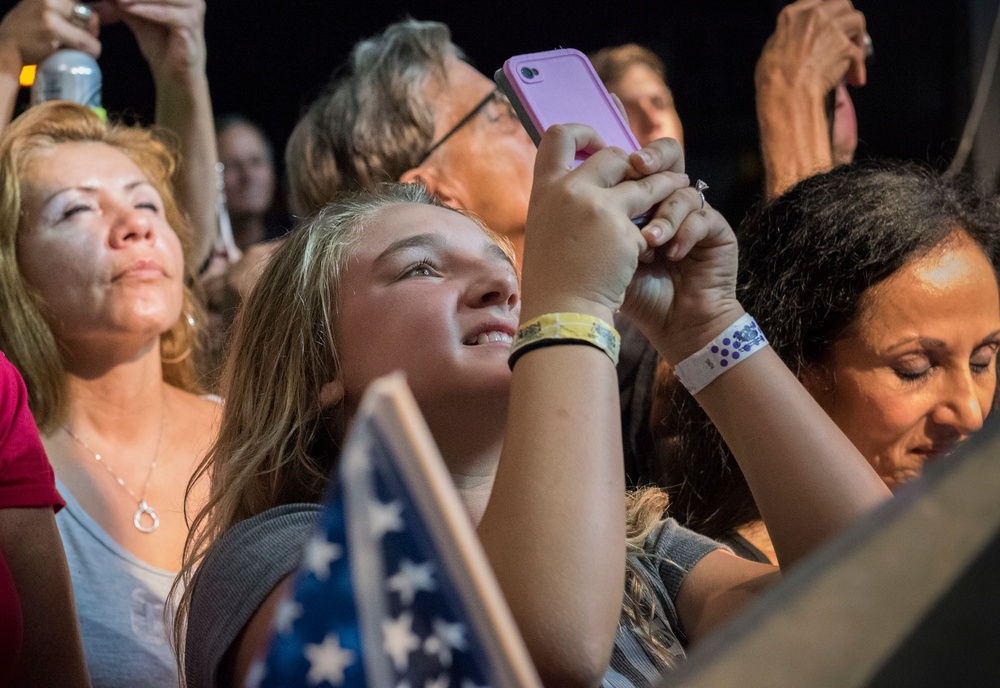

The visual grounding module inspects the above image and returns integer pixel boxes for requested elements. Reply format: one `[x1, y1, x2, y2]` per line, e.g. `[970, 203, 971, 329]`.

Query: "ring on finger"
[70, 3, 92, 27]
[694, 179, 709, 211]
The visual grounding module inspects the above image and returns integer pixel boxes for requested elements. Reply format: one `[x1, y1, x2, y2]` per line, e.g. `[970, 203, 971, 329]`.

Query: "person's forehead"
[356, 203, 496, 258]
[24, 141, 143, 187]
[617, 62, 671, 95]
[219, 124, 268, 153]
[852, 234, 999, 336]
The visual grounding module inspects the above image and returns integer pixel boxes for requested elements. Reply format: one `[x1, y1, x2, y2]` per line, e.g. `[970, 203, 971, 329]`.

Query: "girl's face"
[335, 203, 520, 415]
[805, 231, 1000, 490]
[17, 142, 185, 353]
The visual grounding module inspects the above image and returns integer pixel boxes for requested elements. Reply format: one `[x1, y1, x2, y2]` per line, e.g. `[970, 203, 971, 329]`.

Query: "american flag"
[247, 373, 540, 688]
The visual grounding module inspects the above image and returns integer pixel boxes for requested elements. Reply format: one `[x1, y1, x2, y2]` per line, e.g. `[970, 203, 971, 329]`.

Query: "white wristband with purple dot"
[672, 313, 768, 395]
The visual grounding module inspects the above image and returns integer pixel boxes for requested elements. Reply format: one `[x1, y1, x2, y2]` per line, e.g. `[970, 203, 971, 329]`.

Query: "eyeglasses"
[418, 89, 516, 166]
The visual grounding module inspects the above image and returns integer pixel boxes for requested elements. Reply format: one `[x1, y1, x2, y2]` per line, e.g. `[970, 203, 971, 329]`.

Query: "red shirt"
[0, 352, 64, 683]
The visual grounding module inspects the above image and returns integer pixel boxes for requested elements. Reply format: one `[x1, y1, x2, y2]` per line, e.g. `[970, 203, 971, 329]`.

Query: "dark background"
[10, 0, 983, 224]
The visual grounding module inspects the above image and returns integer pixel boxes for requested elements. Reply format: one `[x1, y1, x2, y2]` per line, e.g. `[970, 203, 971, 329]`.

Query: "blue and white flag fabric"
[248, 373, 540, 688]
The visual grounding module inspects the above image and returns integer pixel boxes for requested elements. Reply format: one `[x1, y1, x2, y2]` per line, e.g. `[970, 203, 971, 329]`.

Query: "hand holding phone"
[495, 48, 655, 226]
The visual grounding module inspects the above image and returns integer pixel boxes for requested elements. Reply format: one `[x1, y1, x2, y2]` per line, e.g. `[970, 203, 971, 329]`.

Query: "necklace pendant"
[133, 500, 160, 533]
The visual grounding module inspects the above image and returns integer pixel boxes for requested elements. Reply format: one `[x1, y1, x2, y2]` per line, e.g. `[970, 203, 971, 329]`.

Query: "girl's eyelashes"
[397, 259, 441, 280]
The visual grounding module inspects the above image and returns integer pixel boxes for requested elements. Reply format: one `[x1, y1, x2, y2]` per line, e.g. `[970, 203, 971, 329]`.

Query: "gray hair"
[285, 19, 460, 216]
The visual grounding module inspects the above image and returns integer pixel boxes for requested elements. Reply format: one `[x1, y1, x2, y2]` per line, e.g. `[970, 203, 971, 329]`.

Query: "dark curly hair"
[653, 160, 1000, 537]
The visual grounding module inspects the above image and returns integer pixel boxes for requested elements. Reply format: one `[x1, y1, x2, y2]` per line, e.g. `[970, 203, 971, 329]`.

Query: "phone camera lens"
[520, 66, 538, 79]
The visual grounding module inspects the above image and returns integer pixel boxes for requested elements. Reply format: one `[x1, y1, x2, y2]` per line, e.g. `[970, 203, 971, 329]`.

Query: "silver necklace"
[63, 411, 165, 534]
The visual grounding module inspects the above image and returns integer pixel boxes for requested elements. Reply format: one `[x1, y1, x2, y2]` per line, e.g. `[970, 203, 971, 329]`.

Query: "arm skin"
[755, 0, 867, 198]
[476, 127, 690, 686]
[0, 0, 101, 136]
[625, 140, 891, 645]
[0, 508, 90, 687]
[113, 0, 219, 270]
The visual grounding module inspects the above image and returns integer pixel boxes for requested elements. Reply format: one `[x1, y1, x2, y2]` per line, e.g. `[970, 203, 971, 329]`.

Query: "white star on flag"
[369, 499, 405, 539]
[304, 634, 355, 686]
[305, 536, 342, 580]
[387, 559, 436, 605]
[424, 618, 468, 668]
[382, 611, 420, 671]
[274, 599, 303, 635]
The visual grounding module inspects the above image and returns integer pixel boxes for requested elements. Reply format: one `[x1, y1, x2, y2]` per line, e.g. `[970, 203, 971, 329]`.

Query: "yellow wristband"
[508, 312, 621, 370]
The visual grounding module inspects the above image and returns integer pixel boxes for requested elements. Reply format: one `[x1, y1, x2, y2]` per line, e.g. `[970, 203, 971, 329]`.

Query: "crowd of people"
[0, 0, 995, 687]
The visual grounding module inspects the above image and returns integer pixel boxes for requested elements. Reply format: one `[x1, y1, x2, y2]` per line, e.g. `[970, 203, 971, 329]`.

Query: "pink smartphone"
[495, 48, 653, 226]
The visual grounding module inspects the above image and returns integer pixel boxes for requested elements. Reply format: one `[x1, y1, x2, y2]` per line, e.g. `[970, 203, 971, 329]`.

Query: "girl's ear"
[319, 380, 345, 407]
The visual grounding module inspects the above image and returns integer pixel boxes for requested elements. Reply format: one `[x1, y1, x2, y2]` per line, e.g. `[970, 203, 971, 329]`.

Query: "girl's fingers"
[628, 137, 685, 177]
[616, 170, 689, 234]
[641, 185, 702, 249]
[667, 207, 732, 261]
[534, 123, 610, 183]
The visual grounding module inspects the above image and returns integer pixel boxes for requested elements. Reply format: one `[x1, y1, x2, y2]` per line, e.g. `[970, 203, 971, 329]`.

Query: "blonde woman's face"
[17, 142, 185, 353]
[804, 232, 1000, 490]
[336, 203, 520, 414]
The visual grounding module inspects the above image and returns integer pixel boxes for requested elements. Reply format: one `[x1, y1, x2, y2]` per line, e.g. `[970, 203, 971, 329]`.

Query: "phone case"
[494, 48, 642, 159]
[494, 48, 652, 225]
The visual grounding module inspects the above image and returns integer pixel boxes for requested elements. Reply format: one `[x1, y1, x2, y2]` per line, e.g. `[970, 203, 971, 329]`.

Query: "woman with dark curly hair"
[654, 160, 1000, 563]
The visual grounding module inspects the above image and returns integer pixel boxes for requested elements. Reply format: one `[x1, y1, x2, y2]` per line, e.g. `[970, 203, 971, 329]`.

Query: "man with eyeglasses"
[285, 19, 537, 261]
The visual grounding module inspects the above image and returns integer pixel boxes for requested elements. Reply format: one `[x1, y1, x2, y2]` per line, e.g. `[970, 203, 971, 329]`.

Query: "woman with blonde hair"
[0, 101, 219, 686]
[178, 126, 889, 687]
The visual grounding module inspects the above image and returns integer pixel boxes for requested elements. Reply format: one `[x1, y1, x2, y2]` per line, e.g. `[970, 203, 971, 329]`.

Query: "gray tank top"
[56, 479, 180, 687]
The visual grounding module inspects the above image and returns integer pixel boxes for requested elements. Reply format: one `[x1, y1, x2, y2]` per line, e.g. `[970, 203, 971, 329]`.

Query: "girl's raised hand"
[624, 149, 742, 364]
[521, 124, 688, 323]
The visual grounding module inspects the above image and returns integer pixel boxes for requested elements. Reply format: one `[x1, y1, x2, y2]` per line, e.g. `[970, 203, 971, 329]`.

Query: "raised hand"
[757, 0, 867, 98]
[111, 0, 206, 81]
[521, 124, 688, 323]
[0, 0, 101, 66]
[755, 0, 868, 197]
[623, 156, 741, 365]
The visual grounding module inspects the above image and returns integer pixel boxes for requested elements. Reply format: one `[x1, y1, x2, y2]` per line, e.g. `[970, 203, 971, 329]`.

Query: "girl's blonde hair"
[172, 183, 516, 667]
[171, 180, 674, 675]
[0, 102, 202, 430]
[624, 486, 684, 672]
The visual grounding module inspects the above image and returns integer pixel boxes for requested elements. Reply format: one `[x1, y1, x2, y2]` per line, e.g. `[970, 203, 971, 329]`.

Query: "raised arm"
[0, 0, 101, 135]
[116, 0, 218, 269]
[622, 145, 890, 641]
[476, 126, 689, 686]
[755, 0, 867, 198]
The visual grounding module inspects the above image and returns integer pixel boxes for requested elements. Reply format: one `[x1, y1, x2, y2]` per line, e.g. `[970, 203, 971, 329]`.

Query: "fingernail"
[676, 173, 689, 184]
[667, 243, 681, 260]
[637, 151, 653, 165]
[643, 224, 662, 242]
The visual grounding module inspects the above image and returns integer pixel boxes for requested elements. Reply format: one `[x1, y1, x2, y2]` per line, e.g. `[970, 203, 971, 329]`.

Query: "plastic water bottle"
[31, 49, 106, 119]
